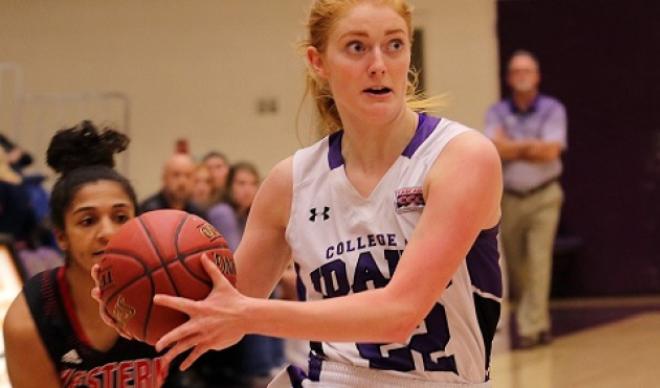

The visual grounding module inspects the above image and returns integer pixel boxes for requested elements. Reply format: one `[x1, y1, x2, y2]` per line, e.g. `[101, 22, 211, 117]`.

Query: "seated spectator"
[207, 162, 259, 251]
[0, 148, 36, 245]
[202, 151, 230, 205]
[0, 133, 33, 173]
[140, 153, 205, 219]
[191, 163, 216, 215]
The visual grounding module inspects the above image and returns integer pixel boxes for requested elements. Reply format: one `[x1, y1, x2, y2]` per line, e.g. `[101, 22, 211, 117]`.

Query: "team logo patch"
[199, 223, 221, 241]
[395, 187, 425, 213]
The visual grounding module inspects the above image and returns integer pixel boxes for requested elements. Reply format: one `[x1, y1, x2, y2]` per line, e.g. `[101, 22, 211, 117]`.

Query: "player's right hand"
[91, 264, 135, 340]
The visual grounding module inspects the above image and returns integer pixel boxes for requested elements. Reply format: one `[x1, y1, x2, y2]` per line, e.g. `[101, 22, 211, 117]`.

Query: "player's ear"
[54, 228, 69, 252]
[307, 46, 328, 80]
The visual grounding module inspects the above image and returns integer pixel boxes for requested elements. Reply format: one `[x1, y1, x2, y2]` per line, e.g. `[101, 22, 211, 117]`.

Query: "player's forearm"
[242, 287, 419, 343]
[235, 247, 291, 300]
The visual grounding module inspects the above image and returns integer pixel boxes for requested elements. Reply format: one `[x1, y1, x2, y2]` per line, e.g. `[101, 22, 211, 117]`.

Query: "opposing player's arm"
[3, 293, 60, 388]
[233, 156, 293, 299]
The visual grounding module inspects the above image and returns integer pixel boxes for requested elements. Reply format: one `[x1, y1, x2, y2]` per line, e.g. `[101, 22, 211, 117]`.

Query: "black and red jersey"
[23, 267, 168, 388]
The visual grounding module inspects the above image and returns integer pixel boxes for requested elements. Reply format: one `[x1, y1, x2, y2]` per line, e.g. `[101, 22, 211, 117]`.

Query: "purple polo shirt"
[484, 94, 567, 192]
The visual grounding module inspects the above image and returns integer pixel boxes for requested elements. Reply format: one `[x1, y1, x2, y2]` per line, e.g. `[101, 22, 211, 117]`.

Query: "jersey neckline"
[327, 113, 442, 170]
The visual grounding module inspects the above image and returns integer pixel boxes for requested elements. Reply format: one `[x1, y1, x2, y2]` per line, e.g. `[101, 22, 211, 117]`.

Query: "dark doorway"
[497, 0, 660, 296]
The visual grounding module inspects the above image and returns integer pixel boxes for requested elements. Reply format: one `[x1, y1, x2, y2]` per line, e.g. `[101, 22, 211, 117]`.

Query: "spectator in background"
[0, 133, 33, 173]
[140, 153, 205, 219]
[208, 162, 284, 386]
[484, 50, 567, 348]
[208, 162, 260, 251]
[202, 151, 230, 204]
[191, 163, 216, 215]
[0, 148, 36, 245]
[0, 133, 53, 248]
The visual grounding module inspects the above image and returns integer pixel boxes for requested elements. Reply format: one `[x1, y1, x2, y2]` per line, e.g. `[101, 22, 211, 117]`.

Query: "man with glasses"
[485, 50, 567, 349]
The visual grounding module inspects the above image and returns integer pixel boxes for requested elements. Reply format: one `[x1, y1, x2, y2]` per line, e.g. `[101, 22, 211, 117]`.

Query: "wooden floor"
[491, 312, 660, 388]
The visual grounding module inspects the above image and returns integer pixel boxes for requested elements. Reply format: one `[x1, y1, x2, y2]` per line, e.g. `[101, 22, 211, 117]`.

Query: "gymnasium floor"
[1, 297, 659, 387]
[491, 297, 660, 388]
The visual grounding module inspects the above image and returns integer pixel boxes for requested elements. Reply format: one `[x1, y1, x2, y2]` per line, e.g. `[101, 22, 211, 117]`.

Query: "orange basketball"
[98, 209, 236, 345]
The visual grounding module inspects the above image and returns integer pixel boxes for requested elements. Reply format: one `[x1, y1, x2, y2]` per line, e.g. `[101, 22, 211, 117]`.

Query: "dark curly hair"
[47, 120, 138, 230]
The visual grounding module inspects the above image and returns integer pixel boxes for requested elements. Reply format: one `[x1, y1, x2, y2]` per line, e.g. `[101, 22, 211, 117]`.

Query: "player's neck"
[341, 108, 418, 174]
[65, 265, 120, 350]
[65, 265, 101, 318]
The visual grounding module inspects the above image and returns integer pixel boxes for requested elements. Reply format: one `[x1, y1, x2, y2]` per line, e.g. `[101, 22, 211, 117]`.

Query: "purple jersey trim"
[401, 113, 442, 158]
[328, 131, 345, 170]
[294, 262, 307, 301]
[308, 353, 323, 381]
[286, 365, 308, 387]
[326, 113, 443, 169]
[466, 224, 502, 297]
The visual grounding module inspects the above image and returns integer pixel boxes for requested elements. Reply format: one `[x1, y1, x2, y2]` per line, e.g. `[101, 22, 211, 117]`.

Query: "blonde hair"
[300, 0, 441, 137]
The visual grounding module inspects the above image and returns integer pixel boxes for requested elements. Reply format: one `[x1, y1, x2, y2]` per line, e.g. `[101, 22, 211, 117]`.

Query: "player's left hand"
[153, 253, 247, 371]
[91, 264, 135, 340]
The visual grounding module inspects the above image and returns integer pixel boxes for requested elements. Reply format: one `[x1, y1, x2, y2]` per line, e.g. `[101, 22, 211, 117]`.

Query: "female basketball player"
[97, 1, 503, 386]
[3, 122, 170, 387]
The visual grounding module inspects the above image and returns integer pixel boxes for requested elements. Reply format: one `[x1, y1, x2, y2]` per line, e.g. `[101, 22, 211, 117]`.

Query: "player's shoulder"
[3, 289, 61, 386]
[265, 156, 293, 189]
[415, 117, 495, 159]
[448, 129, 499, 162]
[3, 292, 40, 352]
[429, 123, 501, 177]
[244, 156, 294, 230]
[292, 132, 338, 173]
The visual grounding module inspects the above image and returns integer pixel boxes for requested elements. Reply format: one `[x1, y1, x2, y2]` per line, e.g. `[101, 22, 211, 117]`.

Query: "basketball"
[97, 209, 236, 345]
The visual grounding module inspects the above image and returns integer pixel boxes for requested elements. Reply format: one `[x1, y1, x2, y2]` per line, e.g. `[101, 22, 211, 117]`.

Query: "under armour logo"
[309, 207, 330, 222]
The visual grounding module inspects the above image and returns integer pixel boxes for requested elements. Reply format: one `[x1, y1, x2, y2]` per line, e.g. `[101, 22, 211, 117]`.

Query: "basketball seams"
[138, 215, 183, 297]
[175, 255, 212, 287]
[102, 210, 235, 344]
[173, 214, 211, 287]
[177, 243, 230, 258]
[102, 251, 149, 303]
[173, 215, 224, 288]
[100, 251, 154, 340]
[141, 269, 157, 341]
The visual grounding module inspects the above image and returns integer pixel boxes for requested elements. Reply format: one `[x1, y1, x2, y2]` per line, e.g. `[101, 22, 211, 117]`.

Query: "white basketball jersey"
[285, 114, 502, 384]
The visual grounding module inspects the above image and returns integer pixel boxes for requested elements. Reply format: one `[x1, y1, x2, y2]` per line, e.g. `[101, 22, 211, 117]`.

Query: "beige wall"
[0, 0, 498, 198]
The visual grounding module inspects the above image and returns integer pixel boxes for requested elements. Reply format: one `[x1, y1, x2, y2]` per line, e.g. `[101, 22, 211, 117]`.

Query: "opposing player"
[2, 122, 171, 387]
[97, 0, 503, 386]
